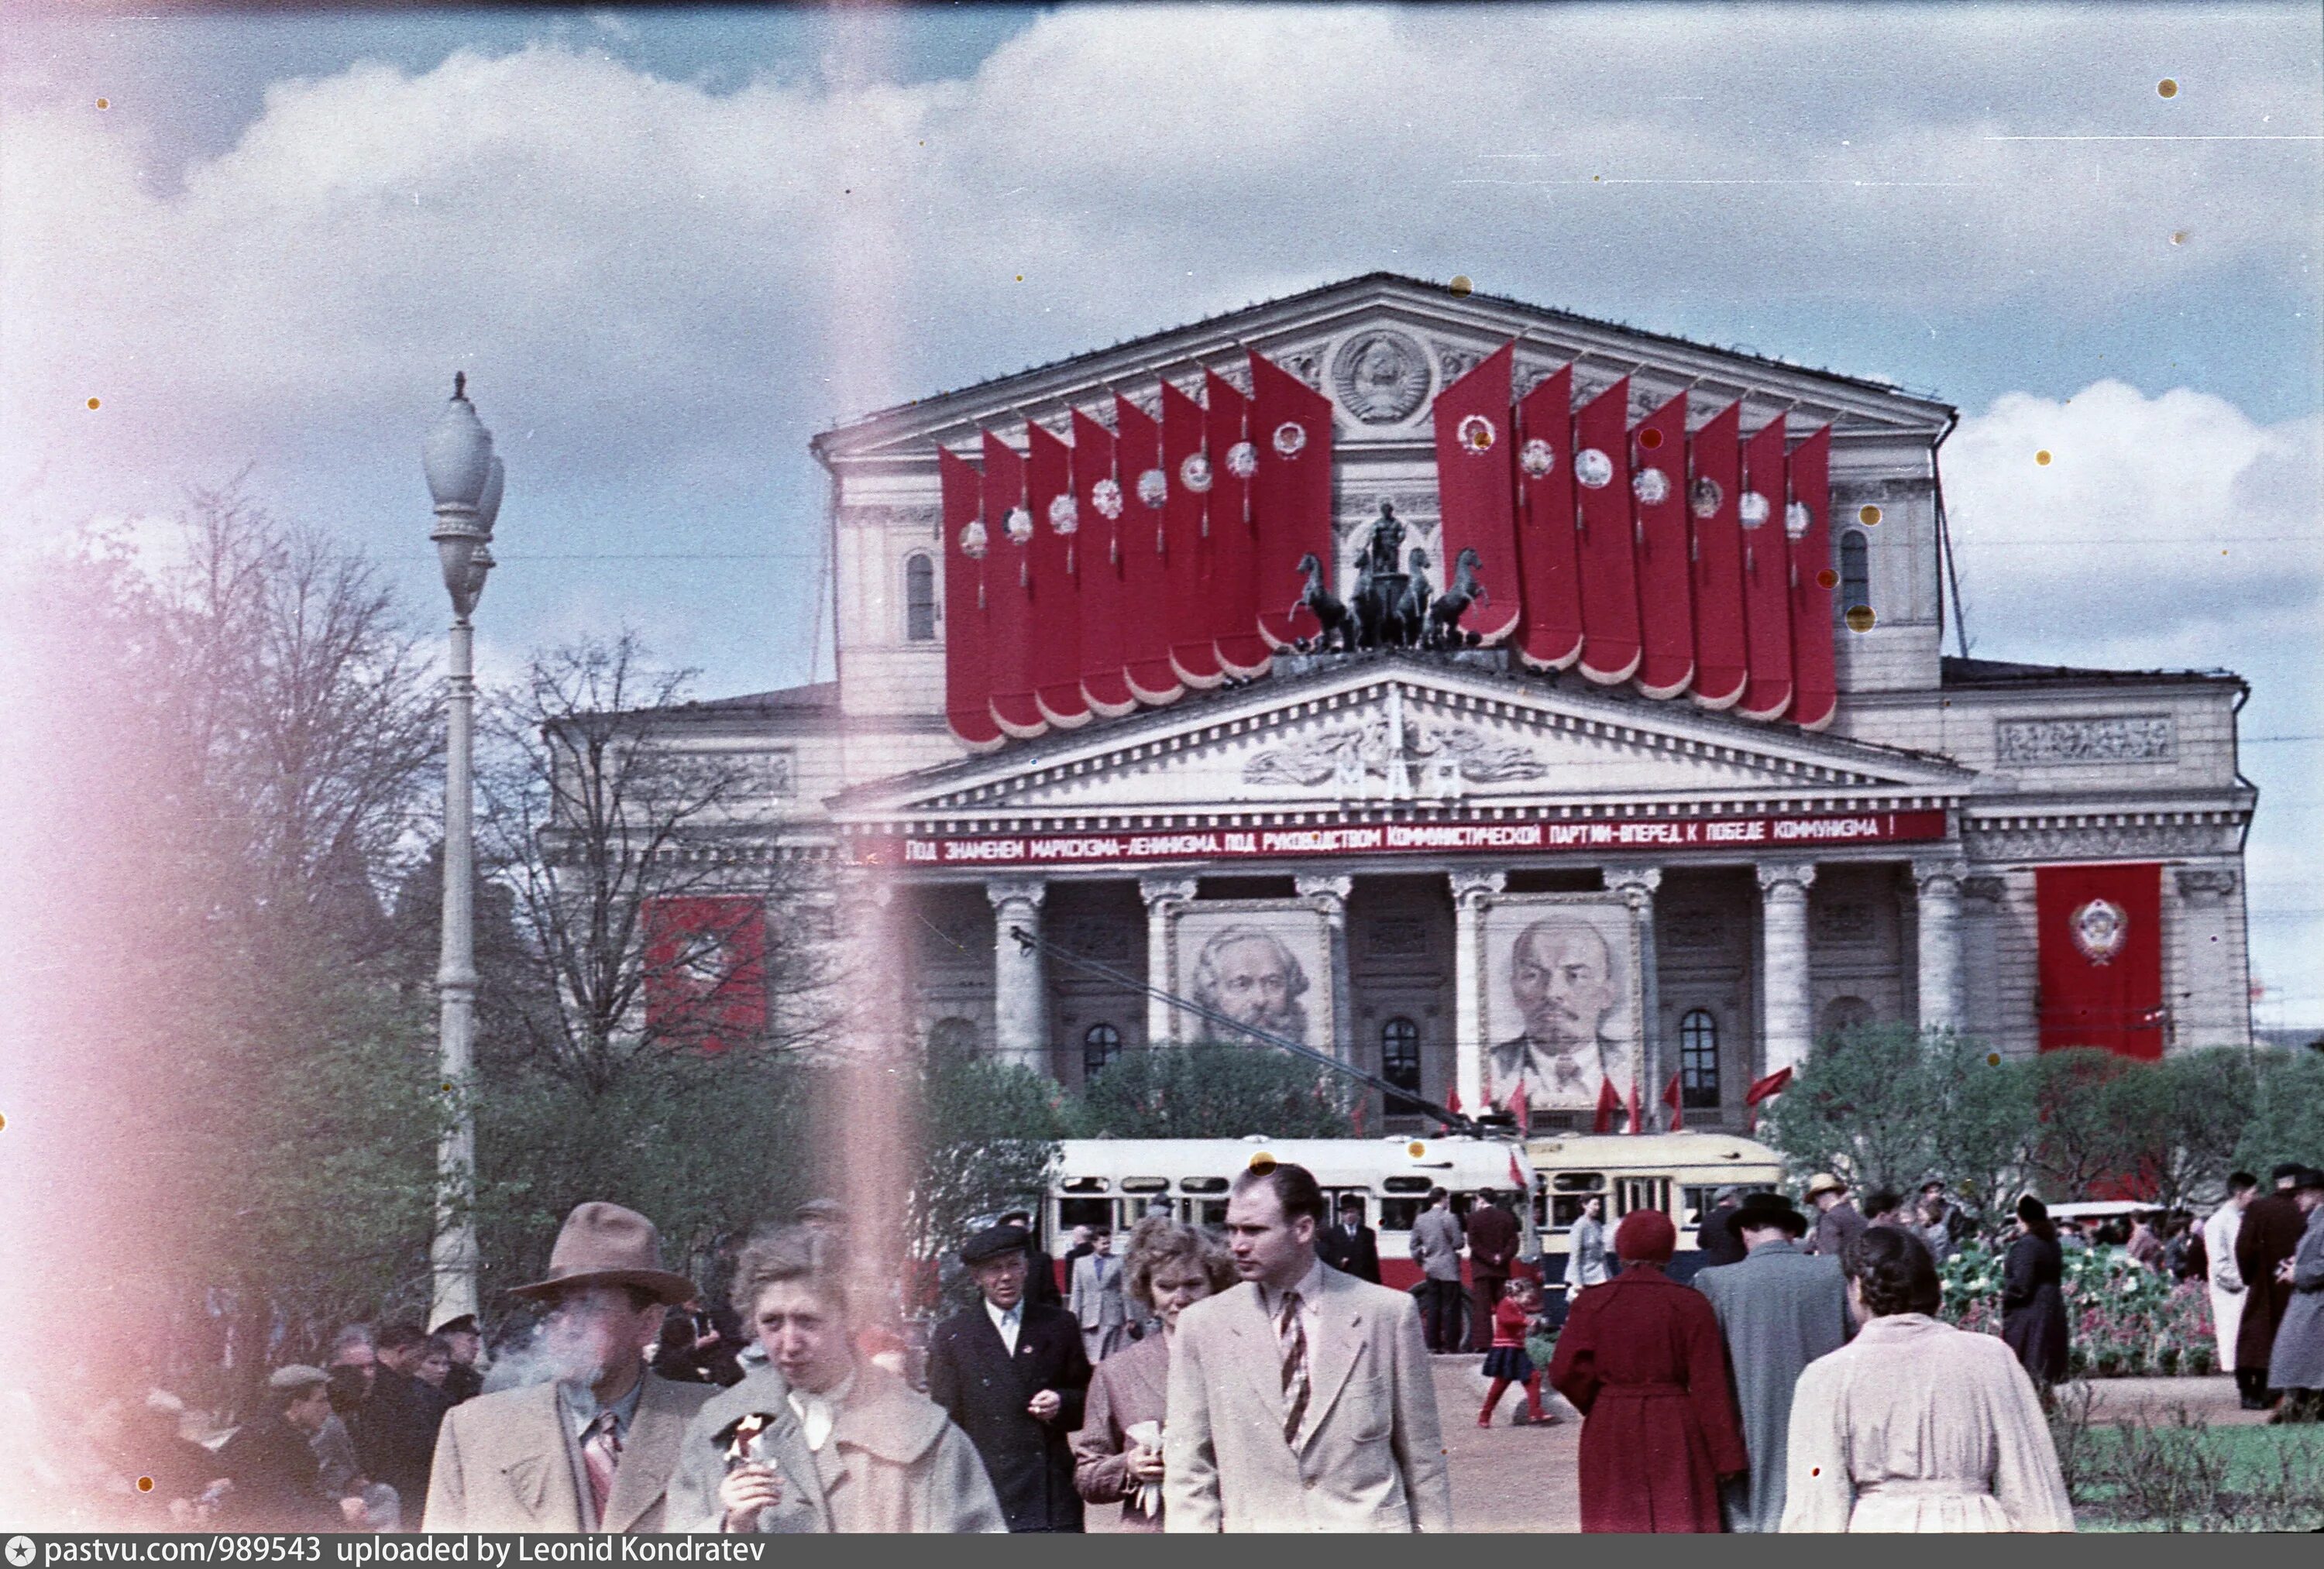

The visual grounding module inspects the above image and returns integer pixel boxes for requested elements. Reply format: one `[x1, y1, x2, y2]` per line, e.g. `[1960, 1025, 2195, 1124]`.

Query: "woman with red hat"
[1545, 1207, 1747, 1532]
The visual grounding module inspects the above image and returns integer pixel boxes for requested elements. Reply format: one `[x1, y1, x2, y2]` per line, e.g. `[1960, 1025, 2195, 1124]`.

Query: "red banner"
[1686, 401, 1748, 711]
[2036, 863, 2165, 1059]
[642, 895, 768, 1053]
[1513, 365, 1583, 671]
[937, 446, 1001, 751]
[1162, 379, 1223, 688]
[1573, 377, 1642, 685]
[1071, 409, 1136, 719]
[1026, 419, 1088, 730]
[1631, 391, 1694, 699]
[1251, 350, 1336, 649]
[1431, 340, 1522, 646]
[1205, 369, 1270, 679]
[980, 431, 1043, 739]
[1114, 394, 1181, 706]
[1787, 425, 1838, 732]
[1738, 413, 1793, 722]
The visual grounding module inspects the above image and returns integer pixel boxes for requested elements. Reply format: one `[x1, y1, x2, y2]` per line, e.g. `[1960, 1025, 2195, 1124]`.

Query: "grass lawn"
[2068, 1420, 2324, 1531]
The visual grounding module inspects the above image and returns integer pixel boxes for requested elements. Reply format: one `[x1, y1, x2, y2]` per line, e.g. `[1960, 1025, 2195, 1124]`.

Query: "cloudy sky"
[4, 2, 2319, 1024]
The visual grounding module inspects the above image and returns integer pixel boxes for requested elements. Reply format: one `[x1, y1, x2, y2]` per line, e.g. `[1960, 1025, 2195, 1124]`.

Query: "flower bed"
[1940, 1243, 2217, 1377]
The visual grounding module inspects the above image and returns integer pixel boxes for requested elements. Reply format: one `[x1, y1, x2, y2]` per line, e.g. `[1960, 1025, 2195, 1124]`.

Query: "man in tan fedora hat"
[424, 1202, 715, 1533]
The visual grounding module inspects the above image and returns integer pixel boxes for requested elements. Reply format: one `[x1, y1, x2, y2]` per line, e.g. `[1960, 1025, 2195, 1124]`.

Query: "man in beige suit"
[1164, 1162, 1452, 1533]
[424, 1203, 714, 1533]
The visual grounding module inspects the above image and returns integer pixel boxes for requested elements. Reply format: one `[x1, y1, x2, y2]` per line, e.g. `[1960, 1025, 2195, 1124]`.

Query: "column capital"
[1961, 874, 2008, 904]
[985, 877, 1047, 911]
[1449, 868, 1508, 906]
[2174, 867, 2239, 900]
[1606, 864, 1663, 904]
[1912, 858, 1972, 893]
[1294, 874, 1354, 915]
[1137, 874, 1199, 908]
[1755, 860, 1817, 895]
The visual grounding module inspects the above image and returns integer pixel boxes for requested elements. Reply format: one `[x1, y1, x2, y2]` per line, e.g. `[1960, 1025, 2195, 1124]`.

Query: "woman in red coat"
[1547, 1209, 1748, 1532]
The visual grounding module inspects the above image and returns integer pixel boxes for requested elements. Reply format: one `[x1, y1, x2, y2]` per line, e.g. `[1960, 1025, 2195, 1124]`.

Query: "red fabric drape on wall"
[2035, 863, 2165, 1059]
[1631, 391, 1694, 699]
[1161, 379, 1222, 689]
[1574, 377, 1642, 685]
[642, 896, 768, 1053]
[1686, 402, 1748, 710]
[1430, 340, 1523, 646]
[1113, 393, 1182, 706]
[937, 445, 1000, 750]
[1026, 419, 1087, 730]
[1786, 425, 1838, 731]
[1738, 413, 1793, 722]
[1071, 408, 1135, 719]
[1205, 369, 1270, 679]
[981, 431, 1044, 739]
[1514, 364, 1583, 671]
[1250, 350, 1337, 650]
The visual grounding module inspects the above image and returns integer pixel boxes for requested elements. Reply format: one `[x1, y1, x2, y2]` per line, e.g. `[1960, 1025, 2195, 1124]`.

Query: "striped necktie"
[582, 1409, 621, 1525]
[1277, 1290, 1309, 1446]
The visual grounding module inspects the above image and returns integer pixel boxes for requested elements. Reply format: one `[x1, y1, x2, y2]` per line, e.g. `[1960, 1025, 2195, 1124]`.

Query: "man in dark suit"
[359, 1322, 450, 1526]
[1466, 1189, 1522, 1348]
[927, 1222, 1092, 1532]
[1316, 1193, 1382, 1285]
[1696, 1187, 1748, 1269]
[2235, 1162, 2310, 1409]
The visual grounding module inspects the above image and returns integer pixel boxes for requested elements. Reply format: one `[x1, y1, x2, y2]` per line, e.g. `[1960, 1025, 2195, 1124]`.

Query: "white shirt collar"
[985, 1296, 1023, 1351]
[787, 1369, 854, 1454]
[1260, 1256, 1329, 1320]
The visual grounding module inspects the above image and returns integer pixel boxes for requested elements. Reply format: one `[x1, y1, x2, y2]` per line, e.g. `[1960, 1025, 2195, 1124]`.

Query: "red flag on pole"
[1431, 340, 1522, 646]
[1447, 1085, 1463, 1116]
[1508, 1147, 1530, 1193]
[1513, 364, 1583, 671]
[1742, 1065, 1794, 1133]
[1786, 424, 1838, 731]
[1662, 1069, 1685, 1134]
[1686, 401, 1748, 709]
[1738, 413, 1794, 722]
[937, 445, 1002, 752]
[1593, 1077, 1620, 1135]
[1573, 377, 1642, 685]
[1627, 1075, 1644, 1137]
[1632, 391, 1695, 699]
[1205, 369, 1270, 678]
[981, 431, 1044, 740]
[1113, 394, 1182, 706]
[1250, 351, 1336, 650]
[1071, 409, 1136, 719]
[1026, 421, 1087, 730]
[1161, 380, 1224, 690]
[1507, 1081, 1530, 1138]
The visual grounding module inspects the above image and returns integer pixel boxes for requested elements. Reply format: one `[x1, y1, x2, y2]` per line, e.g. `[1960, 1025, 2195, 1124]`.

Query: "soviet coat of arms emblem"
[2068, 898, 2127, 964]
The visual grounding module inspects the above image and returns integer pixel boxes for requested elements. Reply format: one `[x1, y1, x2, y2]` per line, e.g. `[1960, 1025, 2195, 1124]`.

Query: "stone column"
[2174, 867, 2244, 1049]
[1960, 875, 2009, 1051]
[1137, 875, 1198, 1048]
[986, 877, 1048, 1071]
[1757, 862, 1818, 1077]
[1449, 869, 1507, 1115]
[1295, 875, 1354, 1063]
[1607, 866, 1664, 1124]
[1913, 859, 1969, 1034]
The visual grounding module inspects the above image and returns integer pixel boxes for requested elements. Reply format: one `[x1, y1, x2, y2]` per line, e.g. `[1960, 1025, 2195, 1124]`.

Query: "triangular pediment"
[827, 653, 1972, 830]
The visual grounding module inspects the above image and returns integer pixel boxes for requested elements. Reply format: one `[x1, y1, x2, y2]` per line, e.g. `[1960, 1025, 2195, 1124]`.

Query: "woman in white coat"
[1780, 1225, 2073, 1533]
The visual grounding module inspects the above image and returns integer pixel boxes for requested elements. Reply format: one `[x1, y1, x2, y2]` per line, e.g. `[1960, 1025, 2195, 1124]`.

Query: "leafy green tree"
[1922, 1032, 2040, 1238]
[2236, 1047, 2324, 1181]
[907, 1053, 1066, 1265]
[1074, 1042, 1357, 1140]
[1761, 1023, 1944, 1194]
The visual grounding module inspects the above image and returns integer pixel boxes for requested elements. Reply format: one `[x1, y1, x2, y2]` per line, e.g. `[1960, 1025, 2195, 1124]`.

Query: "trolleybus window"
[1121, 1176, 1169, 1194]
[1616, 1176, 1671, 1220]
[1180, 1176, 1228, 1194]
[1319, 1189, 1368, 1227]
[1549, 1172, 1606, 1231]
[1057, 1197, 1115, 1234]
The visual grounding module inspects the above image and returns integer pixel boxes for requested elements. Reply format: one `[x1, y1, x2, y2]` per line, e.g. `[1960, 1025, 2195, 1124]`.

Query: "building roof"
[1940, 657, 2243, 691]
[637, 682, 841, 719]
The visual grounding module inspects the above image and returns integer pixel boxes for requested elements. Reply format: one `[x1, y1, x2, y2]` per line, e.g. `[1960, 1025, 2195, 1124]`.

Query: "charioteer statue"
[1293, 500, 1488, 655]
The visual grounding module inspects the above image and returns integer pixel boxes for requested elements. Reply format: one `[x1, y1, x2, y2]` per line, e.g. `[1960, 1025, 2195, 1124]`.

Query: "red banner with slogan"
[1787, 425, 1838, 731]
[1738, 413, 1794, 722]
[2036, 863, 2164, 1059]
[1071, 408, 1136, 719]
[1114, 393, 1182, 706]
[1430, 340, 1522, 646]
[1026, 419, 1087, 730]
[1631, 391, 1694, 699]
[1251, 350, 1336, 650]
[1162, 379, 1222, 688]
[643, 895, 768, 1053]
[1573, 377, 1642, 685]
[1513, 364, 1583, 671]
[1205, 369, 1270, 678]
[937, 445, 1001, 751]
[1686, 401, 1748, 710]
[981, 431, 1043, 739]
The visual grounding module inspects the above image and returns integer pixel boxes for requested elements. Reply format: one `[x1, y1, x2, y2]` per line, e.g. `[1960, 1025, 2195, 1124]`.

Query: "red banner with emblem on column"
[1114, 393, 1181, 706]
[1631, 391, 1694, 699]
[937, 445, 1002, 751]
[1573, 377, 1642, 684]
[1513, 365, 1583, 671]
[1072, 409, 1136, 719]
[2036, 863, 2165, 1059]
[981, 431, 1043, 738]
[1206, 369, 1269, 678]
[642, 895, 768, 1053]
[1738, 413, 1794, 721]
[1251, 350, 1336, 650]
[1686, 401, 1748, 710]
[1430, 341, 1522, 646]
[1026, 420, 1088, 729]
[1162, 379, 1223, 688]
[1786, 424, 1838, 731]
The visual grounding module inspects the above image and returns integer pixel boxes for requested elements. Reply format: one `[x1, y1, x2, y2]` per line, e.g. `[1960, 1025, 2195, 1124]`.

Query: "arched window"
[1381, 1017, 1423, 1114]
[1840, 530, 1870, 617]
[1679, 1008, 1721, 1109]
[1083, 1021, 1122, 1079]
[904, 553, 937, 642]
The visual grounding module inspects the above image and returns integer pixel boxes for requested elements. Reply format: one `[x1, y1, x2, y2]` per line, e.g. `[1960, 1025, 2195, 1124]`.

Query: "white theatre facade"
[656, 275, 2254, 1133]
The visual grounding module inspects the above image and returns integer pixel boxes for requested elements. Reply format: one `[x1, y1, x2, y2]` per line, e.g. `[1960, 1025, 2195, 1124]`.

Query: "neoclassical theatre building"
[652, 274, 2254, 1134]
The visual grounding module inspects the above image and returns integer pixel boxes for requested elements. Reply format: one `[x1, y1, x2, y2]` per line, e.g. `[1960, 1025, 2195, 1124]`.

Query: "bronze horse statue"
[1292, 552, 1360, 653]
[1425, 547, 1487, 649]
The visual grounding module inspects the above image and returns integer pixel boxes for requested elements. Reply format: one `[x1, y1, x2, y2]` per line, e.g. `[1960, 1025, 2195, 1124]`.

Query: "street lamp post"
[421, 373, 503, 1330]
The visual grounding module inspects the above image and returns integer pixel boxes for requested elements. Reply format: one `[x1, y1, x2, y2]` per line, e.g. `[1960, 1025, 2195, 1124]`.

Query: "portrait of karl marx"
[1188, 924, 1312, 1044]
[1488, 913, 1631, 1109]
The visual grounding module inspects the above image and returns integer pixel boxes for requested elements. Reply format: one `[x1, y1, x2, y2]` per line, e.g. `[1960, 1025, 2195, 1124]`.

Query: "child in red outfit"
[1478, 1273, 1552, 1426]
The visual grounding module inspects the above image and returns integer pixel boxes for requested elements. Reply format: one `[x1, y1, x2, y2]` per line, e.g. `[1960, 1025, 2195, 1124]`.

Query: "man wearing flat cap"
[424, 1202, 715, 1533]
[1691, 1193, 1850, 1531]
[925, 1222, 1091, 1531]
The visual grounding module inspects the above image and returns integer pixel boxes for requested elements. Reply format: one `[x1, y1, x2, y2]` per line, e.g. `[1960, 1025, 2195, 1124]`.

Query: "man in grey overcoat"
[2265, 1167, 2324, 1416]
[1692, 1191, 1851, 1533]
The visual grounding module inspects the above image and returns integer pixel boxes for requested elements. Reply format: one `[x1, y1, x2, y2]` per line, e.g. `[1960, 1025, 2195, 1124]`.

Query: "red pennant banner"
[1787, 425, 1838, 731]
[1507, 1081, 1530, 1138]
[1662, 1069, 1685, 1133]
[1738, 413, 1794, 721]
[1250, 351, 1336, 650]
[1593, 1076, 1620, 1136]
[2035, 863, 2164, 1059]
[642, 895, 768, 1053]
[1071, 409, 1136, 719]
[1113, 393, 1182, 706]
[1742, 1064, 1793, 1134]
[1686, 401, 1748, 710]
[1205, 369, 1270, 679]
[981, 431, 1043, 739]
[1631, 391, 1694, 699]
[1161, 379, 1223, 688]
[1573, 377, 1642, 684]
[1513, 364, 1583, 671]
[1627, 1076, 1644, 1136]
[1431, 340, 1522, 646]
[1026, 420, 1088, 730]
[937, 445, 1001, 751]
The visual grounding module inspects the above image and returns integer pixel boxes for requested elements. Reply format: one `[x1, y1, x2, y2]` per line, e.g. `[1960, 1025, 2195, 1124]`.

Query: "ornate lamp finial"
[453, 370, 467, 400]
